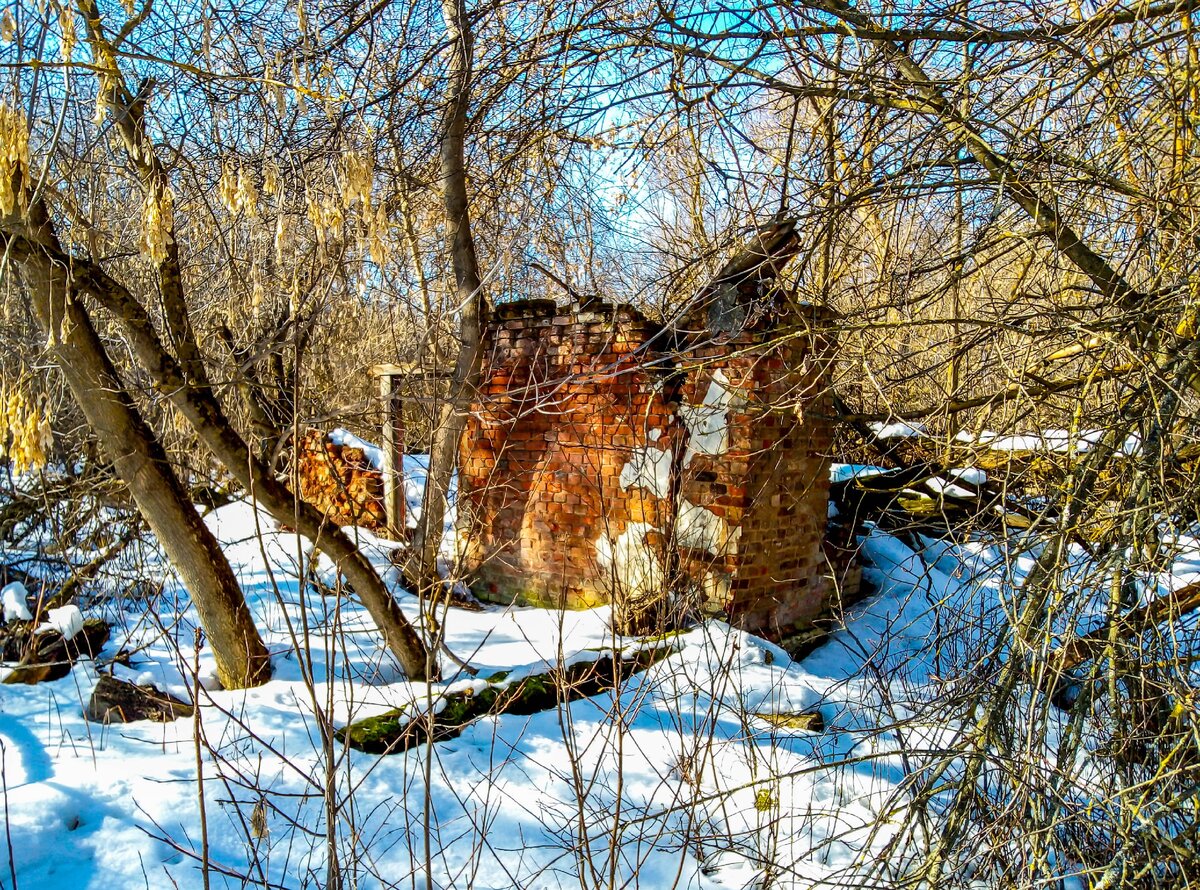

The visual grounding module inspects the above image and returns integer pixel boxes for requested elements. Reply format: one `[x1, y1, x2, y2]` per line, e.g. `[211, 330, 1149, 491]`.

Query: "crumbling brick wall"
[294, 429, 389, 532]
[458, 288, 835, 638]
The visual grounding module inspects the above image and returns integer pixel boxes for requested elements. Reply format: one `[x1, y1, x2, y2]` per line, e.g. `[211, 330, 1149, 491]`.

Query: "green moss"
[334, 707, 410, 754]
[754, 710, 824, 732]
[338, 644, 681, 755]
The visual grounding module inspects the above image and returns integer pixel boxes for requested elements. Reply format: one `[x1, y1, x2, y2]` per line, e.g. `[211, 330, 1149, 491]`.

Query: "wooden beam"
[376, 372, 405, 539]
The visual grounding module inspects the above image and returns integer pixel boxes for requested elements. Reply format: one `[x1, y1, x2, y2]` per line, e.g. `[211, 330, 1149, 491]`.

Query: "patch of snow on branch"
[925, 476, 977, 499]
[2, 581, 31, 621]
[869, 419, 926, 439]
[949, 467, 987, 485]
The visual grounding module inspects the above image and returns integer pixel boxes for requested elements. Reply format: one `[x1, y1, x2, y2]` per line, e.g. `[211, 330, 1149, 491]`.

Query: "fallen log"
[85, 674, 193, 723]
[1056, 581, 1200, 671]
[337, 643, 676, 755]
[1, 618, 110, 685]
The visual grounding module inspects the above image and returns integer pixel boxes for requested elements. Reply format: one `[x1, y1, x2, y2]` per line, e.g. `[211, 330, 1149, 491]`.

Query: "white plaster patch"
[595, 522, 665, 598]
[619, 446, 673, 498]
[676, 499, 739, 554]
[679, 369, 742, 465]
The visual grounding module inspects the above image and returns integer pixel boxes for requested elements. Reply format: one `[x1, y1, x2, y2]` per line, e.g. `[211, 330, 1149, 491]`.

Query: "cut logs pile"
[294, 429, 389, 533]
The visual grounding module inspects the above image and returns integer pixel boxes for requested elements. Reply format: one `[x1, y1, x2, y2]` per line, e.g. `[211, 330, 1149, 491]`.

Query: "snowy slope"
[2, 480, 1197, 888]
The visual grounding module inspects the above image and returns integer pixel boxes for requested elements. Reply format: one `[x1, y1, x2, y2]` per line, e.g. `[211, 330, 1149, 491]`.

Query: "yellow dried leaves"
[219, 163, 258, 216]
[59, 7, 76, 62]
[262, 160, 280, 197]
[1, 10, 16, 43]
[306, 188, 343, 249]
[141, 182, 174, 264]
[340, 151, 372, 209]
[0, 386, 53, 474]
[275, 213, 293, 265]
[367, 204, 389, 266]
[0, 103, 30, 216]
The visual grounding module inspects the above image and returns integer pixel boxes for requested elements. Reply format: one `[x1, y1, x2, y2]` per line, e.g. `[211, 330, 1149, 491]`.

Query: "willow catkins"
[341, 150, 372, 209]
[275, 212, 293, 265]
[219, 163, 258, 215]
[59, 7, 76, 62]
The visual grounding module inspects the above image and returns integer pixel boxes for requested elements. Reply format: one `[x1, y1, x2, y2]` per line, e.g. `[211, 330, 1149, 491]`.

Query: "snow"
[676, 498, 737, 554]
[949, 466, 986, 485]
[868, 419, 926, 439]
[2, 580, 32, 621]
[595, 521, 665, 598]
[2, 472, 1198, 888]
[925, 476, 977, 499]
[328, 426, 386, 469]
[35, 604, 84, 639]
[678, 369, 741, 465]
[619, 445, 673, 497]
[829, 463, 887, 483]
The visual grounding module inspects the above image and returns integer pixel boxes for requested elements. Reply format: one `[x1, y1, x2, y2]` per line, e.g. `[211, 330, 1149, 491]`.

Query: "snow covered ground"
[1, 464, 1198, 889]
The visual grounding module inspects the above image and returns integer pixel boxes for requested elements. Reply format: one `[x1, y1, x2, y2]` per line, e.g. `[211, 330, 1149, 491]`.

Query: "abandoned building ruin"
[297, 220, 840, 638]
[458, 222, 836, 636]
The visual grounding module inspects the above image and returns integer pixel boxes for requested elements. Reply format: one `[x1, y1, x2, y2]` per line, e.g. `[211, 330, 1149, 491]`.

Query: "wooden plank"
[378, 373, 405, 538]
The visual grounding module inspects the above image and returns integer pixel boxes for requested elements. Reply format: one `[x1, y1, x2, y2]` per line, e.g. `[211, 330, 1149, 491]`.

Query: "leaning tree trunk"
[24, 16, 435, 683]
[409, 0, 488, 588]
[4, 217, 436, 682]
[4, 202, 271, 690]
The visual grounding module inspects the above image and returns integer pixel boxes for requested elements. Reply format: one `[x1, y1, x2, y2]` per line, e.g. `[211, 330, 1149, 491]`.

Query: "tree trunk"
[4, 204, 271, 689]
[3, 218, 436, 681]
[409, 0, 488, 587]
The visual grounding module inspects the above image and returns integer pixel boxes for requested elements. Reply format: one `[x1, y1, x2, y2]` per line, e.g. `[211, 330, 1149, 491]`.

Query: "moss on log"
[337, 644, 675, 755]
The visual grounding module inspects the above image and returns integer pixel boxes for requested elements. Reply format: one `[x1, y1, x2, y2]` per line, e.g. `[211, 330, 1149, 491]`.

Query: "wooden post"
[372, 364, 409, 539]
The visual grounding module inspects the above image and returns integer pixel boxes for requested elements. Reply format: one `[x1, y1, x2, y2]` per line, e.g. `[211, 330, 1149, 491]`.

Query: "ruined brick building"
[457, 221, 836, 636]
[296, 220, 839, 638]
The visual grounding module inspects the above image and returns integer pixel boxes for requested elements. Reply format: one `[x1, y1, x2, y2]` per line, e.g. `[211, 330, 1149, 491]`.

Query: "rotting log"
[85, 674, 193, 723]
[1, 618, 110, 685]
[337, 644, 677, 755]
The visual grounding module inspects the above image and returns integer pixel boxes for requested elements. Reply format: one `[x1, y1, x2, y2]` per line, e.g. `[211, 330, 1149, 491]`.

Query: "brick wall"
[294, 429, 389, 532]
[459, 289, 835, 638]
